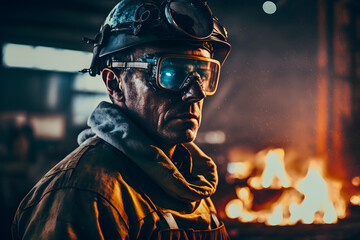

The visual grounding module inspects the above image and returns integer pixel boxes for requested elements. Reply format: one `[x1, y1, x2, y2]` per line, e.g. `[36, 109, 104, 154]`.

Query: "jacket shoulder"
[15, 137, 156, 228]
[16, 137, 103, 210]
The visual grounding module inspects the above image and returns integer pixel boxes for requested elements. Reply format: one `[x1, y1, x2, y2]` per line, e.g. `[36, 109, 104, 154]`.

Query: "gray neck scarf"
[78, 101, 218, 203]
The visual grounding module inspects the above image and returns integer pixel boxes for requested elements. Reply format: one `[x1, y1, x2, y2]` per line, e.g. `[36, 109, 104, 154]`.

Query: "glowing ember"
[225, 148, 348, 225]
[227, 162, 253, 179]
[352, 176, 360, 187]
[225, 199, 243, 219]
[236, 187, 253, 210]
[350, 195, 360, 205]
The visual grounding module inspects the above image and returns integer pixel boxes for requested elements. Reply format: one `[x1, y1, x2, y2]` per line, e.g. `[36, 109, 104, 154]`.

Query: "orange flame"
[289, 161, 345, 224]
[225, 148, 347, 225]
[248, 149, 290, 190]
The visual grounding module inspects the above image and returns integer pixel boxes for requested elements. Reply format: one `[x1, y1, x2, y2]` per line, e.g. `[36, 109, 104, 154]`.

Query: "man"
[12, 0, 231, 239]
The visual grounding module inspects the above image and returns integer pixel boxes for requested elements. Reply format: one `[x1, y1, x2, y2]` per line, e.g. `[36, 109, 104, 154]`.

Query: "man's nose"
[181, 78, 206, 102]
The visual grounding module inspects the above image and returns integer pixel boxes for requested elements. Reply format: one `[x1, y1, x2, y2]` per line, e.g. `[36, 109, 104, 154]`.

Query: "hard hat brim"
[99, 33, 231, 66]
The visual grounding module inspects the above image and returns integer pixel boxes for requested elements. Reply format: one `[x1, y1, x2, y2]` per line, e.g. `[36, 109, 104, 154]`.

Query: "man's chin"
[183, 129, 198, 142]
[162, 128, 198, 144]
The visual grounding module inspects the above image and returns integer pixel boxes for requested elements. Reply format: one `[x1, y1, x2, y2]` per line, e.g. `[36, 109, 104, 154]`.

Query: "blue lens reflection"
[159, 57, 220, 93]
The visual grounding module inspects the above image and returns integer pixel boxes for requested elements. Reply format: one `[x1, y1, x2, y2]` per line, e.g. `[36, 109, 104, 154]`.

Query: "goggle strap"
[110, 61, 151, 69]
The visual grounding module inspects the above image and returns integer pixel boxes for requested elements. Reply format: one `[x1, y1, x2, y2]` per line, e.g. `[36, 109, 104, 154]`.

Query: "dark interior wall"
[0, 0, 320, 154]
[0, 68, 73, 113]
[203, 0, 318, 155]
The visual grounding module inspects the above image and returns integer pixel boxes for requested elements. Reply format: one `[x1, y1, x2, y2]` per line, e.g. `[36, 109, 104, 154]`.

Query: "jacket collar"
[78, 101, 218, 203]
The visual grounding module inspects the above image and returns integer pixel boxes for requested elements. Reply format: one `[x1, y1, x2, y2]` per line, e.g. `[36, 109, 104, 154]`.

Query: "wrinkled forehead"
[112, 42, 211, 60]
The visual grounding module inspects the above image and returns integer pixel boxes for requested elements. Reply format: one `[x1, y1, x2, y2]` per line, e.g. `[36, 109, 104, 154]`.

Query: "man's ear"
[101, 68, 124, 102]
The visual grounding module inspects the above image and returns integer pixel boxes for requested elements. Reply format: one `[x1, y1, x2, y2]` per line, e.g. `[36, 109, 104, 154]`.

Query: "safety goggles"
[109, 0, 215, 40]
[164, 0, 214, 39]
[110, 55, 221, 95]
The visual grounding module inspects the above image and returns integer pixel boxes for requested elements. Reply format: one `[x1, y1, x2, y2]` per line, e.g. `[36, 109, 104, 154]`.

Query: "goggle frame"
[109, 54, 221, 96]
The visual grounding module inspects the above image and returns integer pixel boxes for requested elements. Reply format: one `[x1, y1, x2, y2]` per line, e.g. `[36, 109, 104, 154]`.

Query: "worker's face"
[111, 44, 210, 147]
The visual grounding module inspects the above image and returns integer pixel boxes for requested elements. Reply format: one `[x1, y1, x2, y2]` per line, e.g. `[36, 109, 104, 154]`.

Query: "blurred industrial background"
[1, 0, 360, 239]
